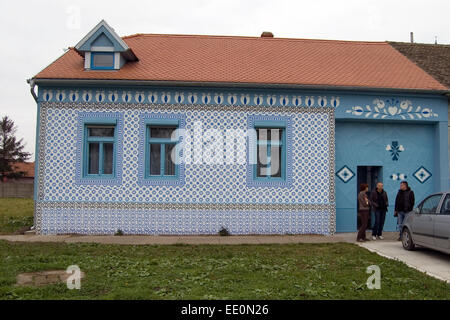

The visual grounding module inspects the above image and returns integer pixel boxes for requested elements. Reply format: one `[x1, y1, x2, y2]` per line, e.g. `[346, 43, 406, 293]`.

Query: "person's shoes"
[397, 236, 402, 241]
[378, 236, 384, 240]
[372, 236, 377, 240]
[357, 239, 364, 242]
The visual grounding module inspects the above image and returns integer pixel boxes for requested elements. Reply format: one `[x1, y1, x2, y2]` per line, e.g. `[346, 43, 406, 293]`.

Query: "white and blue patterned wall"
[35, 88, 336, 235]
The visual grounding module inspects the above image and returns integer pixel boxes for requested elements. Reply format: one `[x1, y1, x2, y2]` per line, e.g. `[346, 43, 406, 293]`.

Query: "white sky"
[1, 0, 449, 161]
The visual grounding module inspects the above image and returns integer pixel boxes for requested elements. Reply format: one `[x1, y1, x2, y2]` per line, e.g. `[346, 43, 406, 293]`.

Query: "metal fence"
[0, 183, 34, 198]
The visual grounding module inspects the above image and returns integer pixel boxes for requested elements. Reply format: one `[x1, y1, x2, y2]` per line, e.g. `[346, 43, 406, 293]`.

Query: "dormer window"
[91, 52, 115, 70]
[74, 20, 137, 71]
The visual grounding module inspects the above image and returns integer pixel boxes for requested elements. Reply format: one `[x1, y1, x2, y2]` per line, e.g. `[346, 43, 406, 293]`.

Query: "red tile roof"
[9, 162, 35, 178]
[34, 34, 448, 91]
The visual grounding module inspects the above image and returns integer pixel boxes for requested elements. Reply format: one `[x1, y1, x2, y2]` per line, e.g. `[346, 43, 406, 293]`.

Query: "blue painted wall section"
[334, 92, 448, 232]
[335, 122, 436, 232]
[91, 33, 114, 47]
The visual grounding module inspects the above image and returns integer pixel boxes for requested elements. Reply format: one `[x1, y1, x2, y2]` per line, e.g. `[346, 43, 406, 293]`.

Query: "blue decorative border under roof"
[39, 88, 339, 109]
[345, 98, 439, 120]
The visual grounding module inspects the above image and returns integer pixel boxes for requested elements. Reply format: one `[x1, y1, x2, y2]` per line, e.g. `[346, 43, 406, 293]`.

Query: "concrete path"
[0, 231, 397, 245]
[359, 240, 450, 283]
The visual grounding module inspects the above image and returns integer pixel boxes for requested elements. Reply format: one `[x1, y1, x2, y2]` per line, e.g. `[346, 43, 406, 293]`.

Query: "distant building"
[29, 21, 449, 235]
[2, 162, 35, 183]
[389, 42, 450, 89]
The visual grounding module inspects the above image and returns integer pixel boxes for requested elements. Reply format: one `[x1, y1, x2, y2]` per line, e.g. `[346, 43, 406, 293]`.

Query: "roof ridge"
[389, 41, 450, 47]
[122, 33, 388, 45]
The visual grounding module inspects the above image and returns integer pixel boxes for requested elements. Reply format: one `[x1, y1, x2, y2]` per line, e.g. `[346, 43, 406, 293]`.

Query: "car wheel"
[402, 228, 415, 251]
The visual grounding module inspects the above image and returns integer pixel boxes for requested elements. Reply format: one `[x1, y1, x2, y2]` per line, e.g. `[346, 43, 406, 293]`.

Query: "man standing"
[370, 182, 389, 240]
[394, 181, 415, 241]
[357, 183, 370, 242]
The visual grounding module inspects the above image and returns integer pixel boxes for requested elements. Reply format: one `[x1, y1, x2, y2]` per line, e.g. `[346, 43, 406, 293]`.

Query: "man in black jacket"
[370, 182, 389, 240]
[394, 181, 415, 241]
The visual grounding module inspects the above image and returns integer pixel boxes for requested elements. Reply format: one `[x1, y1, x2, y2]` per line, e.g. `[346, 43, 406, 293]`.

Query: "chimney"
[410, 32, 414, 43]
[261, 31, 274, 38]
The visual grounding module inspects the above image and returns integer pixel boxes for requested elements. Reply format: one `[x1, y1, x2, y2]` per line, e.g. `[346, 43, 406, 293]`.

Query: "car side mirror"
[413, 207, 420, 214]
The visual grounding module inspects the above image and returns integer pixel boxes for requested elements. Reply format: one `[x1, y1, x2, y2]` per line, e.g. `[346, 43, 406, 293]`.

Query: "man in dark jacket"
[370, 182, 389, 240]
[394, 181, 415, 241]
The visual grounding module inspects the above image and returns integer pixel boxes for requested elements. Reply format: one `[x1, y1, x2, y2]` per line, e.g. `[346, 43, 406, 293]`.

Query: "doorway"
[357, 166, 383, 230]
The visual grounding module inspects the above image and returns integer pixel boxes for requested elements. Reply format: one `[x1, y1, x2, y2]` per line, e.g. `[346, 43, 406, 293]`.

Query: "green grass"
[0, 198, 34, 234]
[0, 241, 448, 300]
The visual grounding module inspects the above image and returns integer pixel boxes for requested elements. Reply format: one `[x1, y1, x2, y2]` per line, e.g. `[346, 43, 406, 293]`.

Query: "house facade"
[30, 21, 449, 235]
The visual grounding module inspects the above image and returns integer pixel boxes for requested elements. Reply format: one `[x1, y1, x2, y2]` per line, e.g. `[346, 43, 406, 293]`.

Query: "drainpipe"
[27, 78, 38, 102]
[27, 78, 37, 233]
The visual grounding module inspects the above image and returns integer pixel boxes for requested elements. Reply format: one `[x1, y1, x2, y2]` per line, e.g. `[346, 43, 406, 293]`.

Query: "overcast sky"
[1, 0, 449, 161]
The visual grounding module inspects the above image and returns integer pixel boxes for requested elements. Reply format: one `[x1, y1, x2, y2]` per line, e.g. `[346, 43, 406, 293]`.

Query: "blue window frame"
[91, 52, 115, 70]
[83, 120, 117, 178]
[138, 113, 186, 187]
[76, 112, 123, 186]
[253, 121, 286, 181]
[145, 120, 180, 180]
[247, 115, 292, 188]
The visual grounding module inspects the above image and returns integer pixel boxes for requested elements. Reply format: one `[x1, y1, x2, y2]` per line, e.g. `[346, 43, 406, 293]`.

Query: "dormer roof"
[74, 20, 137, 61]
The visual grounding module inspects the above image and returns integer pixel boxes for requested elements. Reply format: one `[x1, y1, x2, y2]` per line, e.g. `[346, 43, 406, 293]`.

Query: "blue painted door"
[335, 121, 435, 232]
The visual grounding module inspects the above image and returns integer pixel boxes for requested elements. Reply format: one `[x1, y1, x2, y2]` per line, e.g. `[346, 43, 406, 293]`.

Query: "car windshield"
[440, 194, 450, 214]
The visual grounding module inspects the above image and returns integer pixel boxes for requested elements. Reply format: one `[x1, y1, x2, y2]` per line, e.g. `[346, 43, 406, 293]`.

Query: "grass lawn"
[0, 198, 34, 234]
[0, 241, 448, 300]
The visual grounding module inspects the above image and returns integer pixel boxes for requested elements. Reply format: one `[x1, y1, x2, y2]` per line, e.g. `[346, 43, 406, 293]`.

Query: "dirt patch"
[16, 270, 85, 286]
[13, 226, 31, 235]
